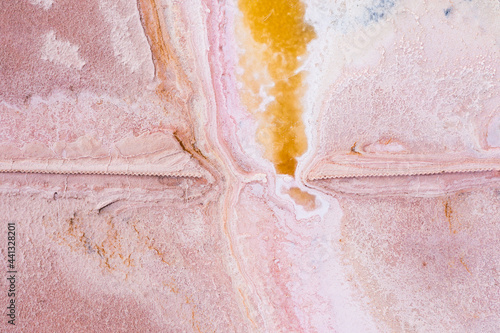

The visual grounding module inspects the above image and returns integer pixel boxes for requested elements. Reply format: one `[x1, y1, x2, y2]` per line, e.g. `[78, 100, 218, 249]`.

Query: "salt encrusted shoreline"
[0, 0, 499, 332]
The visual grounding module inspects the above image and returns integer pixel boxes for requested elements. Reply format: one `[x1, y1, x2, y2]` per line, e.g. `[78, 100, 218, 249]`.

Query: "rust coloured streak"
[136, 0, 191, 103]
[136, 0, 219, 182]
[444, 200, 453, 233]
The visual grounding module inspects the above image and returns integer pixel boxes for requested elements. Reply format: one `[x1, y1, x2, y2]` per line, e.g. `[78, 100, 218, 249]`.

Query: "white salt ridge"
[99, 0, 154, 76]
[29, 0, 54, 10]
[41, 31, 86, 70]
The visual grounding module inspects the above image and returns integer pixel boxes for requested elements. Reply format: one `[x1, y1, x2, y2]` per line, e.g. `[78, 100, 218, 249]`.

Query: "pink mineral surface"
[0, 0, 499, 332]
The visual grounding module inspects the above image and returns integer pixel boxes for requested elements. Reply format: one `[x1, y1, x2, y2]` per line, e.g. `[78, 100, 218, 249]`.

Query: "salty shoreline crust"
[0, 0, 499, 332]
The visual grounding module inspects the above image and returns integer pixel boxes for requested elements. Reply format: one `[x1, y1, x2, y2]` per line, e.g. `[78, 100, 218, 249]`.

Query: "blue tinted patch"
[365, 0, 396, 24]
[444, 7, 452, 16]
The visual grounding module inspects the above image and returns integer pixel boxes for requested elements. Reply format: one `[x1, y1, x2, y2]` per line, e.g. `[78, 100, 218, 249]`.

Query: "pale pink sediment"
[0, 131, 206, 178]
[0, 0, 499, 332]
[306, 0, 499, 183]
[307, 154, 500, 180]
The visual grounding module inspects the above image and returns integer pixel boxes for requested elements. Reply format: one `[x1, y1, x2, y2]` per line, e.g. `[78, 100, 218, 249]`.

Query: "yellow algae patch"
[239, 0, 315, 175]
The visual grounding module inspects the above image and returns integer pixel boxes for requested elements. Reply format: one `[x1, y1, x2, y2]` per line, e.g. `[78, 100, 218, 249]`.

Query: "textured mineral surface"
[0, 0, 499, 332]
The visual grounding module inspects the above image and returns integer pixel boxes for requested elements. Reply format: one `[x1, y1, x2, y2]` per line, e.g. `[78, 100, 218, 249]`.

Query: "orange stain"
[460, 257, 472, 274]
[286, 186, 317, 211]
[444, 200, 454, 234]
[380, 137, 394, 145]
[239, 0, 315, 175]
[238, 288, 258, 327]
[350, 142, 362, 155]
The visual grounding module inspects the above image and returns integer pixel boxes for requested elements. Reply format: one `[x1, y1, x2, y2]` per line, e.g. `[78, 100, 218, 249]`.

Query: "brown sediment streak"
[444, 200, 454, 234]
[136, 0, 218, 180]
[239, 0, 315, 176]
[136, 0, 191, 104]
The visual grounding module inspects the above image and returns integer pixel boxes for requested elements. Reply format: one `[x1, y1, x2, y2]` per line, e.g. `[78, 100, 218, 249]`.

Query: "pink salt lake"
[0, 0, 499, 332]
